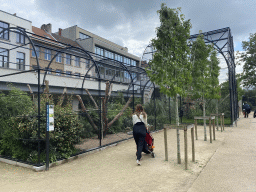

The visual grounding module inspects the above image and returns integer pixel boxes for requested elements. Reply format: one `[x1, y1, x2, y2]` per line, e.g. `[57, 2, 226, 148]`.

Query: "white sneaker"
[136, 160, 141, 165]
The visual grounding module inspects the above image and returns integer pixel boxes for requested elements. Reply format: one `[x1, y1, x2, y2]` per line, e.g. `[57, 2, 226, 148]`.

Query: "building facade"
[0, 10, 32, 72]
[56, 25, 141, 83]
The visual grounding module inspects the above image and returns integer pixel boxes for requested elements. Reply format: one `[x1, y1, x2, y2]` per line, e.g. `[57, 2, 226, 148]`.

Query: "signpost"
[46, 102, 54, 171]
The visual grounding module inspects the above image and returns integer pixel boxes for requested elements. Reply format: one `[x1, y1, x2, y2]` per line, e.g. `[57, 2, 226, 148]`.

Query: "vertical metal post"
[45, 102, 49, 171]
[209, 117, 212, 143]
[133, 84, 135, 113]
[180, 96, 182, 124]
[169, 97, 171, 124]
[99, 78, 102, 147]
[154, 88, 156, 131]
[37, 67, 41, 165]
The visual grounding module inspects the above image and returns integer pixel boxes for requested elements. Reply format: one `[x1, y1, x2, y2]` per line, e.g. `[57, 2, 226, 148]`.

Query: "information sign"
[46, 105, 54, 131]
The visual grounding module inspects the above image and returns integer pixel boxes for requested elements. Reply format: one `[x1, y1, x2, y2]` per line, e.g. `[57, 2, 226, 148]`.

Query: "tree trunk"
[107, 95, 133, 128]
[176, 95, 179, 126]
[76, 95, 98, 131]
[203, 95, 207, 141]
[176, 95, 181, 164]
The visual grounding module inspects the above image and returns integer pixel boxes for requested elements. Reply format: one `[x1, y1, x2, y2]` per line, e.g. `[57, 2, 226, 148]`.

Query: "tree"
[147, 3, 192, 163]
[76, 81, 133, 139]
[238, 33, 256, 88]
[190, 34, 213, 141]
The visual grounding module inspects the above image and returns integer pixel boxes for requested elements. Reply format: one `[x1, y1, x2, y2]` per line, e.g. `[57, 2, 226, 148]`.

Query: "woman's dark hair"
[134, 104, 147, 118]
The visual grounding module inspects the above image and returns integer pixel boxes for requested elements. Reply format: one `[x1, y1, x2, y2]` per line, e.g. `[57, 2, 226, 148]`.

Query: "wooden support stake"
[164, 128, 168, 161]
[220, 115, 222, 131]
[209, 117, 212, 143]
[184, 127, 188, 170]
[195, 119, 198, 140]
[191, 127, 195, 162]
[213, 119, 216, 140]
[222, 115, 225, 131]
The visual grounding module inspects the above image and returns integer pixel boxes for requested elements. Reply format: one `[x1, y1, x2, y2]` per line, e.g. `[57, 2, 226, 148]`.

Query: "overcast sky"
[1, 0, 254, 82]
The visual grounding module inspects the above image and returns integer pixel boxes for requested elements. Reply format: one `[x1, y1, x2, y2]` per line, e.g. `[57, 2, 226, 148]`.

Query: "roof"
[0, 10, 31, 23]
[51, 33, 82, 48]
[32, 26, 56, 43]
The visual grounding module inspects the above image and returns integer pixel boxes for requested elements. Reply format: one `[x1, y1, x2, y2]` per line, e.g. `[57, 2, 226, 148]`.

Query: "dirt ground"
[0, 121, 233, 192]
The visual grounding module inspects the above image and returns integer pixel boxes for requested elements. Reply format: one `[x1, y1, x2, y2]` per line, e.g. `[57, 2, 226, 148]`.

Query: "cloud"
[2, 0, 256, 58]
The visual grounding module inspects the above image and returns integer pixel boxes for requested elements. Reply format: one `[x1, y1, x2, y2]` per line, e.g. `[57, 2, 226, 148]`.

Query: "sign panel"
[46, 105, 54, 131]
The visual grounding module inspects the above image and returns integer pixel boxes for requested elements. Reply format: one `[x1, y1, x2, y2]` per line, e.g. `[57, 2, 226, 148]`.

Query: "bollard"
[191, 127, 195, 162]
[164, 128, 168, 161]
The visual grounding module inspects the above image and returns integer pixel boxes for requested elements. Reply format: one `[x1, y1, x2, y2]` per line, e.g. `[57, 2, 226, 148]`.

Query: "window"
[56, 53, 62, 63]
[55, 69, 62, 76]
[44, 49, 51, 60]
[105, 50, 109, 58]
[0, 48, 9, 68]
[109, 52, 114, 59]
[124, 57, 127, 65]
[16, 52, 25, 70]
[127, 58, 131, 65]
[79, 32, 90, 39]
[66, 54, 71, 65]
[66, 71, 72, 77]
[75, 56, 80, 67]
[74, 73, 80, 78]
[32, 46, 40, 58]
[0, 21, 9, 40]
[95, 46, 104, 57]
[44, 67, 52, 74]
[16, 27, 25, 44]
[131, 60, 136, 66]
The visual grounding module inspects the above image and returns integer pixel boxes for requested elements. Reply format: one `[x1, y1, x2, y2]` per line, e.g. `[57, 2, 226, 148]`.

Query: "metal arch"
[141, 79, 155, 101]
[0, 27, 40, 69]
[126, 65, 148, 93]
[142, 27, 237, 124]
[126, 66, 144, 97]
[42, 45, 72, 88]
[38, 44, 100, 90]
[126, 65, 155, 103]
[0, 27, 42, 164]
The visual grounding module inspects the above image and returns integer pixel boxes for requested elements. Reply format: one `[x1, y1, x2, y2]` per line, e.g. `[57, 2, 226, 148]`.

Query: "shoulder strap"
[136, 113, 143, 123]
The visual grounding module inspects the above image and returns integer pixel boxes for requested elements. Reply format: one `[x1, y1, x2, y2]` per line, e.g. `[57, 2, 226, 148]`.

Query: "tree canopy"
[238, 33, 256, 88]
[147, 3, 192, 98]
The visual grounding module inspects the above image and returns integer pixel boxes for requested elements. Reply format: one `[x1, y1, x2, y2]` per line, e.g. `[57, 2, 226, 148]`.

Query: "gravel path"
[0, 118, 235, 192]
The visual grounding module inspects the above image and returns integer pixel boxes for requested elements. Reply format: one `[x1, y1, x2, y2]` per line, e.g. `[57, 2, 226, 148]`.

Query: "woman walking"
[132, 104, 151, 165]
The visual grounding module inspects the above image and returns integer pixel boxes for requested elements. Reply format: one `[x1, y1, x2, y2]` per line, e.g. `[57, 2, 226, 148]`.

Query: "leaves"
[148, 3, 192, 98]
[239, 33, 256, 88]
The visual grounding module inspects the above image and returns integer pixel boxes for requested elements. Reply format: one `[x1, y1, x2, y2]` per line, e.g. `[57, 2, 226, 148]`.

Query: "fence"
[0, 27, 235, 167]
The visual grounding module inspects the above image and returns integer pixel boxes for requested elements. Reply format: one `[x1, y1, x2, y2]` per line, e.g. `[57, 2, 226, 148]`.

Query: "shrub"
[0, 88, 83, 163]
